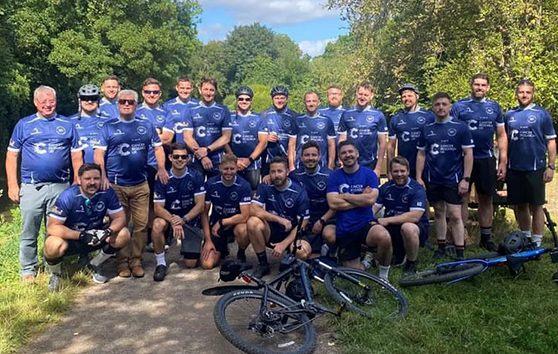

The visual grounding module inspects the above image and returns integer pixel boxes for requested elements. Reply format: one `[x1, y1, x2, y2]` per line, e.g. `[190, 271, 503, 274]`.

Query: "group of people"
[5, 73, 556, 291]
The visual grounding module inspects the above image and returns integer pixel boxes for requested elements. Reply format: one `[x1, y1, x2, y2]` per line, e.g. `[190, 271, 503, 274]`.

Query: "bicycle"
[203, 221, 408, 354]
[399, 207, 558, 288]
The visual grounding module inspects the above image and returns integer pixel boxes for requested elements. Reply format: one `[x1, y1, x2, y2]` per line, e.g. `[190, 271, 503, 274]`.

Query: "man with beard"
[387, 83, 435, 179]
[372, 156, 428, 275]
[44, 163, 130, 291]
[319, 85, 345, 134]
[161, 76, 199, 145]
[290, 141, 335, 260]
[247, 156, 310, 278]
[451, 74, 508, 251]
[99, 75, 121, 120]
[327, 141, 392, 279]
[201, 154, 252, 269]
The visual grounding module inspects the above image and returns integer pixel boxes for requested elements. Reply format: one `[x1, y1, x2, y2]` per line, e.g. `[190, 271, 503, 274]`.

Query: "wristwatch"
[206, 146, 212, 153]
[249, 156, 255, 163]
[462, 176, 471, 183]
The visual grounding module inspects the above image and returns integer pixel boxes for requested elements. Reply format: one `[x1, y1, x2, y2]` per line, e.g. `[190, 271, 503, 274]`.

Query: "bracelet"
[318, 218, 326, 226]
[207, 146, 212, 153]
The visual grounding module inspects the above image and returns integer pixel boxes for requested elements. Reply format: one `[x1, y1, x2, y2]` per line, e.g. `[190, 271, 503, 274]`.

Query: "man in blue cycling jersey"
[319, 85, 345, 133]
[505, 79, 556, 247]
[247, 156, 310, 278]
[6, 85, 83, 281]
[99, 75, 121, 120]
[227, 85, 268, 190]
[327, 140, 392, 280]
[451, 73, 508, 251]
[161, 76, 199, 145]
[44, 163, 130, 291]
[296, 91, 336, 169]
[338, 82, 388, 177]
[416, 92, 474, 260]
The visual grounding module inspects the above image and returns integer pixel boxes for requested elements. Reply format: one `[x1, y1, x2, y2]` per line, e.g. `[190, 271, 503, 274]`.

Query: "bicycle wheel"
[323, 267, 408, 319]
[213, 289, 317, 354]
[399, 262, 485, 288]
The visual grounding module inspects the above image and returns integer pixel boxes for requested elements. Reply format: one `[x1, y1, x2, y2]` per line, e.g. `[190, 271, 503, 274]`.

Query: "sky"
[197, 0, 348, 57]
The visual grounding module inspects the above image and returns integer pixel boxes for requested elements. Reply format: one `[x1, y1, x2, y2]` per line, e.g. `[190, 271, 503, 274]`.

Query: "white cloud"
[198, 23, 228, 42]
[199, 0, 338, 25]
[298, 38, 335, 57]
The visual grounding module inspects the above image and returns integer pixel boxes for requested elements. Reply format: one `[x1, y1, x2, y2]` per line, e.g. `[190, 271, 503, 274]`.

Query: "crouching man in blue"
[371, 156, 429, 275]
[44, 163, 131, 291]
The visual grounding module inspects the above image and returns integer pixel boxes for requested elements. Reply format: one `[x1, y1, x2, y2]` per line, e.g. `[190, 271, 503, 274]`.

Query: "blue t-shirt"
[204, 175, 252, 225]
[137, 104, 167, 168]
[417, 119, 474, 186]
[8, 113, 82, 184]
[97, 118, 162, 186]
[162, 97, 199, 144]
[48, 185, 123, 231]
[230, 111, 265, 170]
[69, 112, 107, 164]
[183, 102, 232, 166]
[290, 166, 332, 222]
[451, 98, 504, 159]
[375, 178, 428, 227]
[338, 106, 388, 166]
[259, 106, 299, 162]
[505, 104, 557, 171]
[99, 98, 118, 120]
[319, 106, 346, 133]
[296, 113, 336, 168]
[153, 168, 206, 226]
[327, 166, 378, 236]
[388, 108, 435, 173]
[253, 179, 310, 226]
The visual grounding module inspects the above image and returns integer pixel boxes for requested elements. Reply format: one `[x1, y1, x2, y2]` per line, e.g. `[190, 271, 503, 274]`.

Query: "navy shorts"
[336, 222, 374, 262]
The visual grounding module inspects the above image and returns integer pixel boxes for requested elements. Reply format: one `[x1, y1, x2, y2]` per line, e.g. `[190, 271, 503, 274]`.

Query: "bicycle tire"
[323, 267, 408, 319]
[399, 262, 485, 288]
[213, 289, 317, 354]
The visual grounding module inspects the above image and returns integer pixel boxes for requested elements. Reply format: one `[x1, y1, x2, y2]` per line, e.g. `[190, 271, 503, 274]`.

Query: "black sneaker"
[479, 238, 498, 252]
[153, 265, 168, 282]
[433, 248, 446, 259]
[237, 249, 247, 264]
[403, 261, 417, 276]
[251, 264, 270, 279]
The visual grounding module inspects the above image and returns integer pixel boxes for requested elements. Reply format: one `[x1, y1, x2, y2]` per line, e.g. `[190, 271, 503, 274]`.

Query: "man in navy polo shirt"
[327, 140, 392, 280]
[505, 79, 556, 246]
[416, 92, 474, 260]
[6, 85, 83, 281]
[94, 89, 168, 278]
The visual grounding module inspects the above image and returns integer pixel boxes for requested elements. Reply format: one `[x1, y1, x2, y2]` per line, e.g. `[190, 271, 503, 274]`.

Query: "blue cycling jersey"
[48, 185, 123, 231]
[375, 178, 428, 227]
[69, 112, 107, 164]
[259, 106, 299, 162]
[319, 106, 345, 133]
[505, 104, 557, 171]
[204, 175, 252, 225]
[290, 166, 332, 222]
[338, 106, 388, 166]
[451, 98, 504, 159]
[99, 98, 118, 120]
[230, 111, 265, 170]
[417, 119, 474, 186]
[327, 166, 378, 236]
[296, 113, 336, 168]
[162, 97, 199, 144]
[253, 179, 310, 225]
[8, 113, 82, 184]
[137, 103, 167, 168]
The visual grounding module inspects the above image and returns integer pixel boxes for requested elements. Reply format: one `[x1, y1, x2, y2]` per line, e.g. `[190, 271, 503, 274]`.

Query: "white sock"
[90, 250, 113, 267]
[49, 262, 62, 276]
[379, 265, 390, 280]
[522, 230, 532, 239]
[532, 234, 543, 247]
[155, 252, 166, 266]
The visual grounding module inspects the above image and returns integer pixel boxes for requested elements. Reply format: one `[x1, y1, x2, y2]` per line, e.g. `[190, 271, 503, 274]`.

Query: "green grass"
[0, 208, 89, 353]
[332, 203, 558, 353]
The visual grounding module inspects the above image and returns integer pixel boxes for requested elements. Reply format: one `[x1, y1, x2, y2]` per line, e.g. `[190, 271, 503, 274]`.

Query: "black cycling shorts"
[506, 169, 545, 206]
[336, 222, 373, 262]
[386, 223, 429, 260]
[210, 227, 232, 257]
[266, 221, 291, 247]
[301, 218, 336, 254]
[470, 157, 496, 196]
[65, 238, 105, 257]
[426, 183, 462, 205]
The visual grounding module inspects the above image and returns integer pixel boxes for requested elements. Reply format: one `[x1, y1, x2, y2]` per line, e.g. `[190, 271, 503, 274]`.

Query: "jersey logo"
[339, 183, 350, 194]
[187, 181, 194, 191]
[386, 193, 395, 201]
[317, 122, 326, 130]
[30, 128, 42, 135]
[486, 107, 494, 115]
[430, 143, 440, 155]
[75, 123, 83, 129]
[401, 131, 410, 142]
[56, 126, 67, 135]
[212, 190, 220, 198]
[137, 126, 147, 135]
[283, 120, 291, 128]
[170, 200, 181, 210]
[268, 194, 276, 202]
[401, 195, 408, 203]
[193, 113, 202, 120]
[300, 135, 310, 144]
[167, 186, 176, 194]
[196, 126, 207, 137]
[510, 129, 519, 141]
[33, 142, 48, 154]
[427, 130, 436, 137]
[248, 119, 258, 128]
[117, 143, 131, 156]
[284, 198, 295, 208]
[416, 116, 426, 124]
[317, 181, 327, 191]
[95, 201, 105, 212]
[96, 122, 104, 129]
[114, 129, 125, 135]
[508, 116, 515, 123]
[467, 120, 478, 131]
[366, 115, 374, 123]
[230, 192, 238, 201]
[233, 133, 242, 144]
[212, 112, 221, 120]
[156, 115, 165, 123]
[447, 128, 457, 137]
[51, 205, 64, 215]
[528, 115, 537, 123]
[397, 120, 406, 126]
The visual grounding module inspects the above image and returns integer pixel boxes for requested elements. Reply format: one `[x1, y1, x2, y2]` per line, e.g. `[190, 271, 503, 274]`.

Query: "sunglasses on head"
[144, 90, 160, 95]
[237, 97, 252, 102]
[118, 99, 136, 105]
[172, 154, 189, 160]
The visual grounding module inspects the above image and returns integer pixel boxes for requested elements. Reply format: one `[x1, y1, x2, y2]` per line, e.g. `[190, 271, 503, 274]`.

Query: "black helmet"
[285, 277, 313, 302]
[78, 84, 100, 99]
[219, 260, 252, 282]
[498, 231, 530, 255]
[235, 85, 254, 98]
[270, 85, 289, 98]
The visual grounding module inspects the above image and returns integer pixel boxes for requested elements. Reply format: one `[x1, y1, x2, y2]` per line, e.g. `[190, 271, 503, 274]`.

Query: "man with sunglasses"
[161, 76, 199, 145]
[228, 85, 268, 190]
[99, 75, 121, 120]
[44, 163, 131, 291]
[151, 143, 206, 281]
[94, 89, 169, 278]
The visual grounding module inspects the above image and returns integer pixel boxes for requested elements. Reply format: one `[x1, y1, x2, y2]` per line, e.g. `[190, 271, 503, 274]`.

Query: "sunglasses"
[118, 99, 136, 105]
[144, 90, 161, 95]
[237, 97, 252, 102]
[172, 154, 189, 160]
[80, 96, 100, 102]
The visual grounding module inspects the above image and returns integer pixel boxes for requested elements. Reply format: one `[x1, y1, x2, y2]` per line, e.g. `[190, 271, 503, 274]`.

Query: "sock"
[455, 245, 465, 258]
[237, 248, 246, 260]
[378, 265, 390, 280]
[437, 239, 447, 250]
[480, 227, 492, 241]
[532, 234, 543, 247]
[256, 251, 268, 266]
[155, 252, 166, 266]
[102, 243, 119, 254]
[522, 230, 532, 239]
[46, 258, 62, 275]
[90, 250, 113, 267]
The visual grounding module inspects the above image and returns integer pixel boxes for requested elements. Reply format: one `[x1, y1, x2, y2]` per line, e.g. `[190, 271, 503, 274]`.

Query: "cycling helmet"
[498, 231, 530, 255]
[270, 85, 289, 98]
[78, 84, 100, 98]
[286, 278, 311, 302]
[235, 85, 254, 98]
